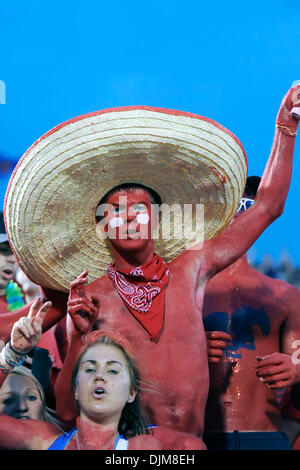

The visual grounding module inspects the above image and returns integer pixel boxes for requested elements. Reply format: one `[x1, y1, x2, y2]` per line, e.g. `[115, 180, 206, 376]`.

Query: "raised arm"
[199, 83, 300, 280]
[0, 298, 52, 387]
[0, 287, 68, 343]
[55, 270, 100, 421]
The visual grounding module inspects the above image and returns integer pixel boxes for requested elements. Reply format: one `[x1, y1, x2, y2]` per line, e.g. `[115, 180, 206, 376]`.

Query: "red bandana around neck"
[108, 254, 170, 340]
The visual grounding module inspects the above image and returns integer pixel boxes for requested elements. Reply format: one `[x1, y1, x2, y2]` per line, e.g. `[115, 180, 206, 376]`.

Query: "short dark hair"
[96, 183, 162, 223]
[99, 183, 162, 206]
[0, 241, 13, 255]
[244, 176, 261, 198]
[0, 212, 6, 234]
[0, 212, 9, 244]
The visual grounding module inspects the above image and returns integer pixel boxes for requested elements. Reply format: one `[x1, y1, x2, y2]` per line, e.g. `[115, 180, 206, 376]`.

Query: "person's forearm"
[55, 332, 82, 422]
[255, 128, 296, 220]
[255, 84, 299, 219]
[40, 286, 69, 332]
[0, 297, 67, 343]
[0, 303, 31, 342]
[0, 414, 29, 449]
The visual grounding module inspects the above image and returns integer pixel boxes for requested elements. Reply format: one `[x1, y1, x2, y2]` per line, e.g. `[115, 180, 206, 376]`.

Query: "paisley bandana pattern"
[108, 254, 170, 340]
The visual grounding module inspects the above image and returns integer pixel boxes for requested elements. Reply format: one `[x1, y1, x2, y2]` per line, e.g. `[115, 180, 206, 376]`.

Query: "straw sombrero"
[4, 106, 247, 292]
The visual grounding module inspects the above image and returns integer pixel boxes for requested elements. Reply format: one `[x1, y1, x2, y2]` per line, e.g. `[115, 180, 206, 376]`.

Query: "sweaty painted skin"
[0, 309, 205, 451]
[1, 85, 299, 443]
[203, 254, 300, 432]
[59, 190, 210, 437]
[80, 254, 209, 434]
[0, 414, 206, 450]
[55, 84, 300, 438]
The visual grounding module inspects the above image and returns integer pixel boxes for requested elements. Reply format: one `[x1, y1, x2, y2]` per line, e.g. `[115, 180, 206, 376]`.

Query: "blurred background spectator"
[250, 249, 300, 290]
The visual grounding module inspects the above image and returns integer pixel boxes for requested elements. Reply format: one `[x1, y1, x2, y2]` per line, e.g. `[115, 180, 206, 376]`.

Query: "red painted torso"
[203, 260, 293, 432]
[84, 253, 209, 436]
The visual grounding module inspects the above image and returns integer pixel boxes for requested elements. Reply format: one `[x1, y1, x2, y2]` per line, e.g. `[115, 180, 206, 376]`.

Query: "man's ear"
[95, 219, 108, 240]
[151, 206, 160, 231]
[96, 218, 108, 233]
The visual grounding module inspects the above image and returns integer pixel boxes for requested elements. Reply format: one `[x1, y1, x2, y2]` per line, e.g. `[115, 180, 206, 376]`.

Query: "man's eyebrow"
[110, 201, 148, 207]
[111, 203, 126, 207]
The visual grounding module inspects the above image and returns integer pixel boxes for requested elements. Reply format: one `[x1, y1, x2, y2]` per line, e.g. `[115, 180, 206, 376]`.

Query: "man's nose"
[126, 209, 137, 223]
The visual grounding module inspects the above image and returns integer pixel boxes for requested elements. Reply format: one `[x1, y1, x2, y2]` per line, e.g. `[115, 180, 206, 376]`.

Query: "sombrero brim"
[4, 106, 247, 292]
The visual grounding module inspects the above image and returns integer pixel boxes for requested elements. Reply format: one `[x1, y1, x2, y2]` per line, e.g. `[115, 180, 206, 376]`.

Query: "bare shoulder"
[149, 426, 206, 450]
[86, 273, 112, 294]
[169, 249, 207, 281]
[27, 420, 63, 450]
[277, 279, 300, 314]
[251, 267, 300, 301]
[128, 434, 162, 450]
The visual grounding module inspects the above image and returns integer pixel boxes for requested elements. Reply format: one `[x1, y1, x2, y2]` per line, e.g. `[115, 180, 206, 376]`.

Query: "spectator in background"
[0, 315, 204, 450]
[0, 311, 174, 450]
[0, 211, 23, 312]
[0, 212, 62, 407]
[0, 297, 63, 432]
[254, 253, 300, 290]
[203, 176, 300, 450]
[0, 365, 62, 429]
[15, 268, 40, 304]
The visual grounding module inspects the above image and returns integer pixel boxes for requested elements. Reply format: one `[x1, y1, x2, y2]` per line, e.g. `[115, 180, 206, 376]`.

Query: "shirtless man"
[54, 84, 300, 439]
[203, 176, 300, 449]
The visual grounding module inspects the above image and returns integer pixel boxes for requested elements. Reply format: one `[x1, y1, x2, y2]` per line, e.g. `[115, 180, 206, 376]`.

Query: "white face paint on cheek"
[109, 217, 124, 228]
[136, 213, 149, 224]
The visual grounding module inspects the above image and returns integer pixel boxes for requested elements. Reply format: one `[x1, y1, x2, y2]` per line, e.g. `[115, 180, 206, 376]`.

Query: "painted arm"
[54, 329, 82, 422]
[55, 270, 100, 421]
[198, 84, 300, 280]
[0, 287, 68, 343]
[0, 299, 52, 387]
[0, 414, 58, 450]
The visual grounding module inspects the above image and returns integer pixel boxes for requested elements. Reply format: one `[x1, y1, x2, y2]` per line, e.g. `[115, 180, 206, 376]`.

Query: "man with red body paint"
[202, 176, 300, 449]
[0, 85, 299, 444]
[52, 85, 300, 443]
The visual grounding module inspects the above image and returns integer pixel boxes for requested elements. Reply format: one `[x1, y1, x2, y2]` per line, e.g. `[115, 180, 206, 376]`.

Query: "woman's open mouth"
[91, 386, 107, 399]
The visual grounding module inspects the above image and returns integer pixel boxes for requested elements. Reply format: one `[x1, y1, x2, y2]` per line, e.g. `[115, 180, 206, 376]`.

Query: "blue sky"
[0, 0, 300, 265]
